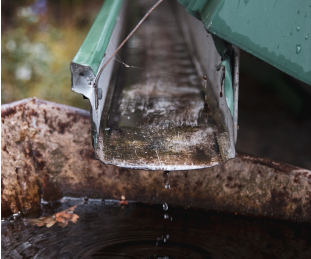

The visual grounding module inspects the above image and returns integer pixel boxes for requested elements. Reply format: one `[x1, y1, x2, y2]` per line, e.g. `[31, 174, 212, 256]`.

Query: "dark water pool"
[2, 198, 311, 259]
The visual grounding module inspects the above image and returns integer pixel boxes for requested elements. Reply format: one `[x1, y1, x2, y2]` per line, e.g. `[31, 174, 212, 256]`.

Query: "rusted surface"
[2, 98, 311, 222]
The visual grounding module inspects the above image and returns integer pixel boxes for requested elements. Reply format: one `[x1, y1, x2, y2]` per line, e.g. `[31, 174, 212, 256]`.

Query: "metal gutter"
[178, 0, 311, 86]
[70, 0, 126, 147]
[72, 0, 124, 75]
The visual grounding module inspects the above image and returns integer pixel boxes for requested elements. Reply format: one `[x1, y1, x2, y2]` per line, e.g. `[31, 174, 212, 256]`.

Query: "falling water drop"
[296, 26, 300, 31]
[164, 171, 171, 189]
[296, 44, 301, 54]
[202, 76, 207, 89]
[163, 203, 168, 211]
[305, 34, 309, 40]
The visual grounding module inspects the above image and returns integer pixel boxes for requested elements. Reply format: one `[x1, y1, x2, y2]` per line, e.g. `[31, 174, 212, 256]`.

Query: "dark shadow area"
[236, 51, 311, 169]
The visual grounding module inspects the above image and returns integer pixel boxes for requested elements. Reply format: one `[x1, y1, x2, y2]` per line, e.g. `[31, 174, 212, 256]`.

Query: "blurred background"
[1, 0, 104, 110]
[1, 0, 311, 169]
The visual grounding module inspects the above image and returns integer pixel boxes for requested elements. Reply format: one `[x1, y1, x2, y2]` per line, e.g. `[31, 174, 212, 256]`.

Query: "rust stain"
[1, 99, 311, 222]
[41, 179, 63, 202]
[28, 110, 38, 117]
[79, 149, 96, 160]
[237, 152, 299, 174]
[261, 189, 290, 214]
[225, 183, 243, 189]
[57, 121, 71, 134]
[3, 145, 9, 154]
[1, 106, 16, 118]
[195, 180, 203, 188]
[66, 112, 80, 123]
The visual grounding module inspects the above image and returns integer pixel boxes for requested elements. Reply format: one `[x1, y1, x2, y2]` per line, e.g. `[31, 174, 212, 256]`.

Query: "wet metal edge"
[233, 46, 240, 143]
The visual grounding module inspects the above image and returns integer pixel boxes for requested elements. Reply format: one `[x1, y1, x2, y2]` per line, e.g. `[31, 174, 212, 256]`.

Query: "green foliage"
[1, 1, 102, 110]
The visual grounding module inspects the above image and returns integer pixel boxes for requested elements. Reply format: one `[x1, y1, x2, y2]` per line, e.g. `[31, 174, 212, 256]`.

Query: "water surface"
[2, 199, 311, 258]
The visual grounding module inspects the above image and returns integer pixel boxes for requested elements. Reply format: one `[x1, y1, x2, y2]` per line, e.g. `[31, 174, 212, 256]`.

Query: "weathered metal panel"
[2, 98, 311, 221]
[178, 0, 311, 85]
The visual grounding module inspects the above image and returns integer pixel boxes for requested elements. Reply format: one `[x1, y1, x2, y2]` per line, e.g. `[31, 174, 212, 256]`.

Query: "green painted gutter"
[178, 0, 311, 86]
[71, 0, 124, 148]
[72, 0, 124, 76]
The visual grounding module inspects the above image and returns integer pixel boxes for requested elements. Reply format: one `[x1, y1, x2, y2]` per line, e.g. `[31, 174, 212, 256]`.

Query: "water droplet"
[305, 34, 309, 40]
[166, 234, 170, 239]
[290, 27, 293, 35]
[297, 9, 300, 14]
[164, 214, 169, 219]
[163, 203, 168, 211]
[207, 41, 210, 44]
[296, 26, 300, 31]
[164, 171, 170, 189]
[164, 238, 167, 242]
[296, 44, 301, 54]
[277, 44, 280, 49]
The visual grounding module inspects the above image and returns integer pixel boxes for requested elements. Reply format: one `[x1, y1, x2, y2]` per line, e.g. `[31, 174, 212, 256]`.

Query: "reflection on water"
[2, 198, 311, 258]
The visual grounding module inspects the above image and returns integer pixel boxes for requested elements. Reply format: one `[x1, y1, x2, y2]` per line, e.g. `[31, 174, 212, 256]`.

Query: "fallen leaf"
[28, 203, 81, 228]
[119, 200, 128, 205]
